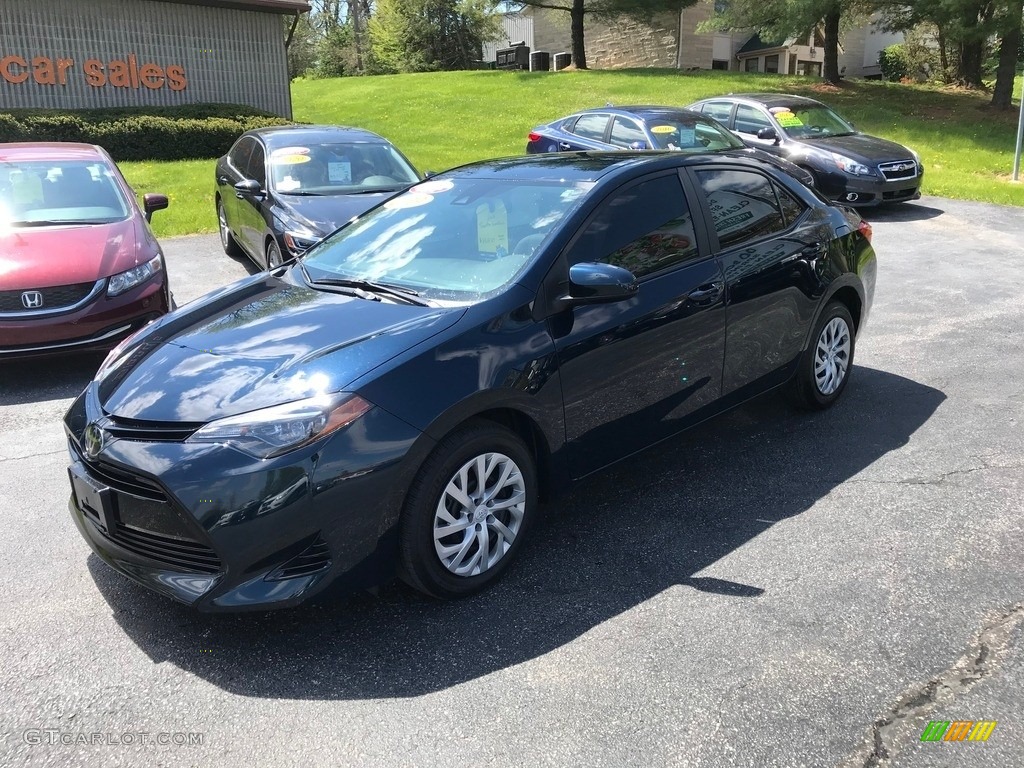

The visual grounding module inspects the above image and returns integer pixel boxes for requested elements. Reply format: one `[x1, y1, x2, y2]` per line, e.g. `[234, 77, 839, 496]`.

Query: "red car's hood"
[0, 218, 146, 290]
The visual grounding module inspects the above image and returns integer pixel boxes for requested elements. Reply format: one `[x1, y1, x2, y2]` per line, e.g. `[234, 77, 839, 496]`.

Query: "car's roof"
[699, 93, 825, 109]
[438, 150, 774, 182]
[572, 105, 704, 120]
[0, 142, 108, 162]
[246, 124, 391, 146]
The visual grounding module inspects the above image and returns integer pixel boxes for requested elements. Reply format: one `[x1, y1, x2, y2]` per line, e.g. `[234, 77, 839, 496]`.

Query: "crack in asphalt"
[848, 461, 1024, 487]
[837, 603, 1024, 768]
[0, 449, 66, 463]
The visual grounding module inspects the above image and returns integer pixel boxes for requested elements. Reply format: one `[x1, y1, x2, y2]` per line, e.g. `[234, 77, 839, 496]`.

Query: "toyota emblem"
[84, 423, 105, 459]
[21, 291, 44, 309]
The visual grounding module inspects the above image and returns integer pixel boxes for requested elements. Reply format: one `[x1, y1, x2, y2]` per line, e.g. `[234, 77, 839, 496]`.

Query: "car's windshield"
[269, 142, 420, 195]
[0, 159, 130, 227]
[770, 104, 855, 139]
[646, 115, 745, 151]
[301, 177, 595, 303]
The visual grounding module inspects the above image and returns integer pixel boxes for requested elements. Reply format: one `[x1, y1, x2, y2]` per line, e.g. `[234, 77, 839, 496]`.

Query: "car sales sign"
[1, 53, 187, 91]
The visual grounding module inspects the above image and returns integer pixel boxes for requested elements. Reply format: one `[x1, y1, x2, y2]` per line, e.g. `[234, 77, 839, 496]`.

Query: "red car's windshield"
[0, 159, 131, 227]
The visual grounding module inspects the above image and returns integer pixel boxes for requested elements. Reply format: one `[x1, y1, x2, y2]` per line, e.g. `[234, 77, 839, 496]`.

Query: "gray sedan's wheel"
[399, 421, 537, 599]
[266, 239, 283, 269]
[217, 198, 243, 258]
[787, 301, 856, 410]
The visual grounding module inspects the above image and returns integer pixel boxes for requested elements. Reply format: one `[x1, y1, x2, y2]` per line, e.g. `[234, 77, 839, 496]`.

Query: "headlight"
[831, 153, 873, 176]
[187, 393, 372, 459]
[108, 255, 162, 296]
[283, 230, 320, 256]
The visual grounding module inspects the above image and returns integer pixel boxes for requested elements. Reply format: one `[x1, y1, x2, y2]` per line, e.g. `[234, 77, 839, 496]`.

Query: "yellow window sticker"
[271, 154, 311, 165]
[774, 111, 803, 127]
[650, 125, 676, 134]
[477, 200, 509, 255]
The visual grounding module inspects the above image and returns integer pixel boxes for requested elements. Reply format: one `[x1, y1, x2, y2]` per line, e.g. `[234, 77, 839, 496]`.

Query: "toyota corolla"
[65, 152, 875, 611]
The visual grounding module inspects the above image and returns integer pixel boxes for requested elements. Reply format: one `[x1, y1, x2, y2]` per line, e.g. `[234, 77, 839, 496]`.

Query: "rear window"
[0, 159, 129, 227]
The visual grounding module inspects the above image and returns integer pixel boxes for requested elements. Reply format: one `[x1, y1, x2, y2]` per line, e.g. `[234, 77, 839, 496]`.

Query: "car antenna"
[606, 101, 614, 106]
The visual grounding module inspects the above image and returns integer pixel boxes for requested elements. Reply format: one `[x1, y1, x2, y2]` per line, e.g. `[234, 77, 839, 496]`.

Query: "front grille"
[878, 160, 918, 181]
[104, 416, 201, 443]
[82, 504, 222, 574]
[268, 537, 331, 581]
[0, 280, 99, 313]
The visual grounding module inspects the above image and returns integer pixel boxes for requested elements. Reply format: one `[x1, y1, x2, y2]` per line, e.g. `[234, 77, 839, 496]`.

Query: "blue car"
[527, 105, 815, 188]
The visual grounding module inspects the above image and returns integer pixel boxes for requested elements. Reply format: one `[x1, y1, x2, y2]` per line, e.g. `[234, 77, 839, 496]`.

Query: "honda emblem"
[21, 291, 44, 309]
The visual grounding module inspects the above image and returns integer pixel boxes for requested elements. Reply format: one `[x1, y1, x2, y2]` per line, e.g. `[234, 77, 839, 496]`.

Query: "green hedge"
[0, 104, 293, 161]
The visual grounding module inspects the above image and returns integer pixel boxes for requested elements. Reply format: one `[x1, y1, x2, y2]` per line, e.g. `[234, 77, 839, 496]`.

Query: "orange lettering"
[128, 53, 140, 88]
[84, 59, 106, 87]
[1, 54, 29, 84]
[166, 65, 187, 91]
[139, 63, 164, 89]
[56, 58, 74, 85]
[109, 59, 131, 88]
[31, 56, 56, 85]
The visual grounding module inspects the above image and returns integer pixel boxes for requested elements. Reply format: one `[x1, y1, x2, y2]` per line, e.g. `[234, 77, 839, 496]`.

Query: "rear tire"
[787, 301, 855, 410]
[398, 421, 538, 599]
[217, 198, 243, 258]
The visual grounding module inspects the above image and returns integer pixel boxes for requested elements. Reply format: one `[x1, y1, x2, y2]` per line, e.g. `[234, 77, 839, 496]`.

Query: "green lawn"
[125, 69, 1024, 239]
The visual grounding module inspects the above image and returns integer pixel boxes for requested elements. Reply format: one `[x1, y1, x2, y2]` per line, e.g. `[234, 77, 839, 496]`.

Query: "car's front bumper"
[0, 278, 168, 358]
[819, 166, 923, 207]
[64, 385, 428, 612]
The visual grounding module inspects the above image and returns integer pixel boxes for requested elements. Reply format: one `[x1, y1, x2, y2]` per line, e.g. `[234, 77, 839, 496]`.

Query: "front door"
[552, 171, 727, 478]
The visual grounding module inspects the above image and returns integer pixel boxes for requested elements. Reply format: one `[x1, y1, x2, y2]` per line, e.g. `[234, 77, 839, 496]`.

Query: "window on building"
[744, 57, 759, 72]
[695, 169, 787, 250]
[764, 54, 779, 74]
[567, 174, 699, 277]
[711, 59, 730, 70]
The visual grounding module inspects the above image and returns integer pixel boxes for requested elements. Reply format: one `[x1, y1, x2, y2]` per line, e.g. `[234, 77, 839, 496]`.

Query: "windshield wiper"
[299, 263, 429, 306]
[281, 191, 327, 196]
[347, 187, 400, 195]
[10, 219, 106, 227]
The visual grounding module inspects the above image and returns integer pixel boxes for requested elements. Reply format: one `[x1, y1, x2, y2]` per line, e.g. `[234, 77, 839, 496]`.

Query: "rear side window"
[775, 183, 806, 225]
[695, 168, 787, 250]
[609, 117, 647, 148]
[701, 102, 734, 124]
[567, 174, 698, 277]
[572, 114, 610, 141]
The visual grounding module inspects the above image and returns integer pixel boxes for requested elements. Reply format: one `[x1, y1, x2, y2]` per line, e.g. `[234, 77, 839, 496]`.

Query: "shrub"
[878, 44, 909, 82]
[0, 104, 292, 161]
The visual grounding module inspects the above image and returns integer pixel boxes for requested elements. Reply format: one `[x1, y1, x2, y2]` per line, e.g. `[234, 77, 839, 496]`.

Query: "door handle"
[218, 175, 231, 185]
[559, 142, 572, 151]
[687, 281, 724, 305]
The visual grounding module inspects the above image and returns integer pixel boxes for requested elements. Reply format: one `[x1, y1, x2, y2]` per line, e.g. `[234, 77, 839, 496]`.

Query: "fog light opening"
[845, 193, 860, 202]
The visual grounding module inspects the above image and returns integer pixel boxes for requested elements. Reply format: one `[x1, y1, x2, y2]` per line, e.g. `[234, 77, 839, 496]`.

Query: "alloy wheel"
[814, 316, 851, 396]
[433, 452, 526, 577]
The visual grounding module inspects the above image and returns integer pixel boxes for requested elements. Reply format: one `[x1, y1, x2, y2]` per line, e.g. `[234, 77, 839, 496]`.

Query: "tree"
[990, 0, 1023, 108]
[510, 0, 694, 71]
[703, 0, 866, 85]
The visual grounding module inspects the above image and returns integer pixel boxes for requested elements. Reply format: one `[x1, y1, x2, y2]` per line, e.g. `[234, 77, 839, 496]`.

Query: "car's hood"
[795, 133, 914, 164]
[0, 218, 144, 290]
[277, 191, 401, 237]
[97, 272, 465, 423]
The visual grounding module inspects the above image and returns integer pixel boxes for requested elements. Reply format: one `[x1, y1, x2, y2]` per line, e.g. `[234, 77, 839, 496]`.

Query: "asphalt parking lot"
[1, 196, 1022, 767]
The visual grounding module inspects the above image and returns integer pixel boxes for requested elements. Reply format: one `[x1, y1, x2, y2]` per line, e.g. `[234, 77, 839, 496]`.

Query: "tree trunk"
[822, 6, 841, 84]
[937, 26, 949, 81]
[571, 0, 587, 70]
[956, 38, 985, 86]
[992, 1, 1023, 108]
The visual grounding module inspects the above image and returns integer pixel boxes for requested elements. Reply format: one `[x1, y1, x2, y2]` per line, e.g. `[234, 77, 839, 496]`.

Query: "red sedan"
[0, 142, 171, 358]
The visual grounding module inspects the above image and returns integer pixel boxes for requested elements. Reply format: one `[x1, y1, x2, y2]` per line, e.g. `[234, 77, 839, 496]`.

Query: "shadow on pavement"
[0, 353, 103, 407]
[861, 201, 944, 223]
[90, 366, 944, 700]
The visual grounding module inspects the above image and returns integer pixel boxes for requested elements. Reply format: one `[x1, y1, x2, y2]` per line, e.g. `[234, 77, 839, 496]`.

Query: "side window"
[567, 174, 698, 277]
[696, 168, 787, 249]
[734, 105, 771, 135]
[246, 143, 267, 187]
[572, 114, 610, 141]
[701, 101, 734, 125]
[228, 138, 254, 175]
[608, 117, 647, 148]
[775, 182, 806, 225]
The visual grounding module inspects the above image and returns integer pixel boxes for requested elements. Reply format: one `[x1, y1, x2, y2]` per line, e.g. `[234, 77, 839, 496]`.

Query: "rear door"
[552, 170, 727, 477]
[561, 113, 612, 151]
[237, 140, 269, 260]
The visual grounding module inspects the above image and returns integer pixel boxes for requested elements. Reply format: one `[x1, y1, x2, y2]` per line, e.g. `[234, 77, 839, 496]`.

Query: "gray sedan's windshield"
[771, 105, 855, 139]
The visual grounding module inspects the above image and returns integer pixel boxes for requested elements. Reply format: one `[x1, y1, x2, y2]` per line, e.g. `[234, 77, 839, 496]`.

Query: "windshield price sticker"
[328, 162, 351, 183]
[772, 110, 803, 127]
[476, 200, 509, 254]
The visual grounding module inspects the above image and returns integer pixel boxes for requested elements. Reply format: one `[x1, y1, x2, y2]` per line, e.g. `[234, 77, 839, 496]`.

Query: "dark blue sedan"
[528, 106, 815, 188]
[66, 151, 874, 611]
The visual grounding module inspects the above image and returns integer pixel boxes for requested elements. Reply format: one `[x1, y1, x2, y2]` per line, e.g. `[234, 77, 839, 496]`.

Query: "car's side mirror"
[234, 178, 264, 199]
[629, 141, 649, 150]
[560, 262, 638, 306]
[757, 127, 779, 143]
[142, 193, 168, 222]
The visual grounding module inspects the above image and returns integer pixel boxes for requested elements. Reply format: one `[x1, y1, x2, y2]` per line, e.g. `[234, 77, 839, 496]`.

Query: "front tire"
[787, 301, 855, 410]
[399, 421, 538, 599]
[266, 239, 283, 269]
